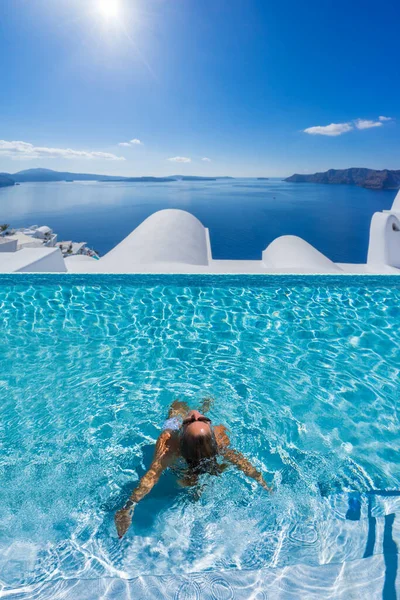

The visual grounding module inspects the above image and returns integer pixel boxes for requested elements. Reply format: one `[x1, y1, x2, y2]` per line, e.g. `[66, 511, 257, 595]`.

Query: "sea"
[0, 178, 397, 262]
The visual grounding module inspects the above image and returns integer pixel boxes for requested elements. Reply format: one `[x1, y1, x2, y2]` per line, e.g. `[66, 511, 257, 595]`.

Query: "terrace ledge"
[1, 196, 400, 273]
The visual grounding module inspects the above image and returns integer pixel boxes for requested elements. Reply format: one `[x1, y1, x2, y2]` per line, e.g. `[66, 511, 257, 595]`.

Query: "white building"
[32, 225, 58, 247]
[1, 225, 58, 249]
[56, 240, 98, 258]
[0, 225, 64, 272]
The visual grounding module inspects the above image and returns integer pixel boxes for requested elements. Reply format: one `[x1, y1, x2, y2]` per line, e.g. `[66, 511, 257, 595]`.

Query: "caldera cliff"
[285, 168, 400, 190]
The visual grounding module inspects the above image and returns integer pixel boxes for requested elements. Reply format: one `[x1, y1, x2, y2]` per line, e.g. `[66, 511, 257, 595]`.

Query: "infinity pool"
[1, 275, 400, 597]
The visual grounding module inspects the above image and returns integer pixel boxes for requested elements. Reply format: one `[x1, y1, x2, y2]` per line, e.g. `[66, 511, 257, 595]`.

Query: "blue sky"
[0, 0, 399, 177]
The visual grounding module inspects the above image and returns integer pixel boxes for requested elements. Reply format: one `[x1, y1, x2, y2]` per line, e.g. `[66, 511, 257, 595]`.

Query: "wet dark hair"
[180, 427, 219, 471]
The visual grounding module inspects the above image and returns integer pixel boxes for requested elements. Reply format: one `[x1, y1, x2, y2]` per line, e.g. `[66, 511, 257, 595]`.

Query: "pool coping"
[1, 272, 400, 289]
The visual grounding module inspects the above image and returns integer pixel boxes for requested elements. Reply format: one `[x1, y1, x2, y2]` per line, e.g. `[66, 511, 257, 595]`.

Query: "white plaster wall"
[17, 249, 67, 272]
[7, 248, 67, 273]
[392, 190, 400, 211]
[65, 255, 98, 272]
[262, 235, 342, 273]
[0, 239, 17, 253]
[367, 212, 400, 268]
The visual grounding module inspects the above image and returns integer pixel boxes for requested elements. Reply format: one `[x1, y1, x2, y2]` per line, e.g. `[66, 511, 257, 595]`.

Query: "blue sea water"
[0, 179, 396, 261]
[0, 274, 400, 597]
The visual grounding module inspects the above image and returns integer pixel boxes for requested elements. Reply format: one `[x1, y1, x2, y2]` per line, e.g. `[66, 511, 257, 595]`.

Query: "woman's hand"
[115, 505, 134, 538]
[261, 479, 272, 492]
[257, 474, 272, 492]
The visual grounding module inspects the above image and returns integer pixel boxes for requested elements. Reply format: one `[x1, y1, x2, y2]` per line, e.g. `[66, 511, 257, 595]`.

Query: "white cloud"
[0, 140, 125, 161]
[354, 119, 382, 130]
[304, 115, 393, 137]
[303, 122, 353, 136]
[168, 156, 191, 163]
[201, 157, 211, 162]
[118, 138, 143, 147]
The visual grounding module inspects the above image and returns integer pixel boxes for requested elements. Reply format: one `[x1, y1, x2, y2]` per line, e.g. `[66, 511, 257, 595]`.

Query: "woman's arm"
[222, 448, 271, 491]
[214, 425, 271, 491]
[115, 431, 173, 538]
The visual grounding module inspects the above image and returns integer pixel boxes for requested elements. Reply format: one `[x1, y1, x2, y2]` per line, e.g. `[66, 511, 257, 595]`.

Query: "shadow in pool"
[363, 494, 376, 559]
[383, 513, 398, 600]
[345, 491, 399, 600]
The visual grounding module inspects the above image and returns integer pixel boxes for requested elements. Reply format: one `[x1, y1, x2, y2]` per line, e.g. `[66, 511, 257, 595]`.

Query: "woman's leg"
[199, 396, 214, 414]
[167, 399, 190, 419]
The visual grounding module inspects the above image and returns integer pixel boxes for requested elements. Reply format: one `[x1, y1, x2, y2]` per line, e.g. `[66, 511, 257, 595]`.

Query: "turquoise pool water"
[1, 275, 400, 596]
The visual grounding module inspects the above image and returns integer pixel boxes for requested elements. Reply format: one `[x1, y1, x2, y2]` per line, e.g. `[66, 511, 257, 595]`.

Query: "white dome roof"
[262, 235, 342, 273]
[100, 209, 210, 270]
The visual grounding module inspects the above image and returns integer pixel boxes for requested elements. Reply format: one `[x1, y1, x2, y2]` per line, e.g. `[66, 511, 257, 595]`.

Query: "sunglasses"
[182, 415, 212, 426]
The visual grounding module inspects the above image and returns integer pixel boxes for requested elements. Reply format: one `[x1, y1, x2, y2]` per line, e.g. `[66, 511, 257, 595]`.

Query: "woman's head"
[180, 410, 218, 468]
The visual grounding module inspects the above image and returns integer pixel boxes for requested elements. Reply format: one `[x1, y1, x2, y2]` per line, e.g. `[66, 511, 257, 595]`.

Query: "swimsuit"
[162, 416, 182, 431]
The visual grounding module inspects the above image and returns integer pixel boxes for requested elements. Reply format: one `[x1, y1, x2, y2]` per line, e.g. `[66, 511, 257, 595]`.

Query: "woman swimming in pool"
[115, 398, 271, 538]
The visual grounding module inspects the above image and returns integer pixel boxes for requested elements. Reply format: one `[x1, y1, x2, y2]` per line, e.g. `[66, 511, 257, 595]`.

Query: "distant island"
[1, 168, 122, 183]
[0, 174, 15, 188]
[104, 177, 177, 183]
[0, 168, 227, 184]
[257, 177, 269, 180]
[285, 168, 400, 190]
[169, 175, 217, 181]
[105, 175, 218, 182]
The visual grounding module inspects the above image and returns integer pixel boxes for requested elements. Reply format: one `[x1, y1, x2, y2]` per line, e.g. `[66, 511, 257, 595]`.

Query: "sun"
[97, 0, 120, 20]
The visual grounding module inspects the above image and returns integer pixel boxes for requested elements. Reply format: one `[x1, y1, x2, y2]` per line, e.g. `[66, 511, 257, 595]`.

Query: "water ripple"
[0, 276, 399, 593]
